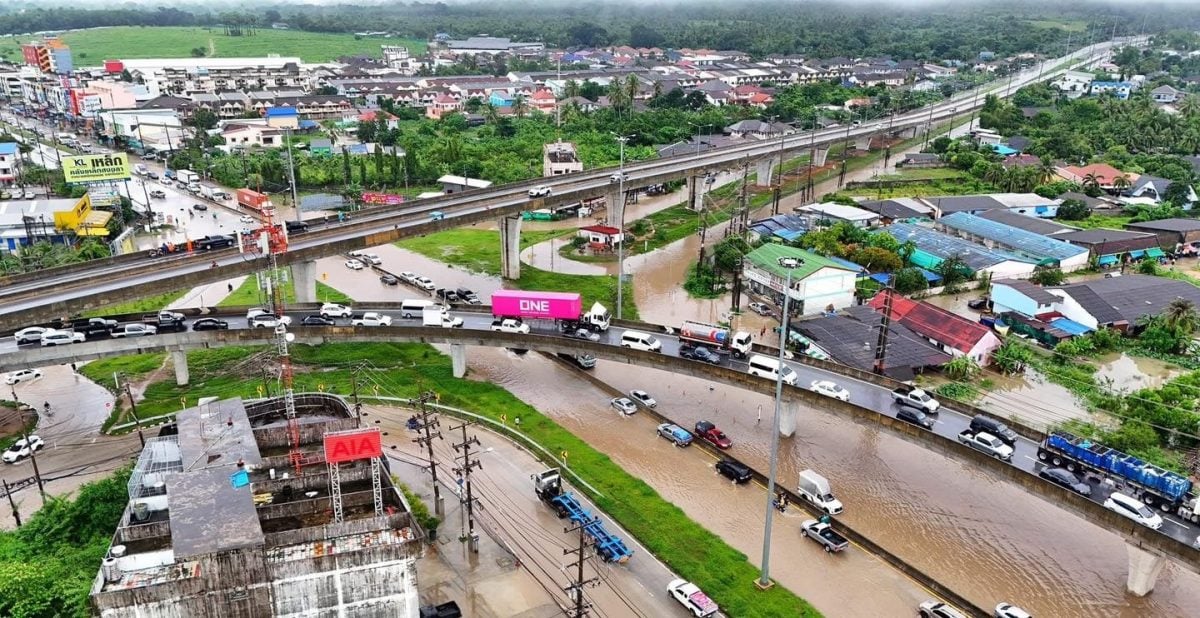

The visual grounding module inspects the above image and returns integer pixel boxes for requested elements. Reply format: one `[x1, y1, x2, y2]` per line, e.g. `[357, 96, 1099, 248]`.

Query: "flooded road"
[459, 346, 1200, 617]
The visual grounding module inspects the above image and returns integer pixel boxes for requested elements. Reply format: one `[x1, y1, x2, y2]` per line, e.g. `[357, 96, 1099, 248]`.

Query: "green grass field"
[219, 275, 353, 307]
[397, 229, 639, 319]
[0, 27, 424, 64]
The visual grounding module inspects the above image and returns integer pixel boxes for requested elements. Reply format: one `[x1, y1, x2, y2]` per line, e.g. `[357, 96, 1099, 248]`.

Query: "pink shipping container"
[491, 290, 582, 320]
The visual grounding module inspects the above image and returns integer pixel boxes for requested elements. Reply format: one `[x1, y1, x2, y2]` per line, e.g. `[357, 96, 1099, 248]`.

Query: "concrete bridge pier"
[605, 186, 625, 228]
[1126, 543, 1167, 596]
[498, 214, 522, 280]
[689, 174, 708, 211]
[854, 135, 872, 152]
[755, 158, 775, 187]
[811, 148, 829, 167]
[449, 344, 467, 378]
[778, 398, 800, 437]
[171, 348, 189, 386]
[291, 260, 318, 304]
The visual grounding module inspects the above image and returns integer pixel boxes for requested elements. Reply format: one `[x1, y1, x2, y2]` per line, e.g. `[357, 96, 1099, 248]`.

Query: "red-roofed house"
[531, 89, 557, 113]
[358, 109, 399, 129]
[577, 225, 625, 250]
[426, 94, 463, 120]
[867, 291, 1002, 365]
[1056, 163, 1138, 191]
[748, 92, 775, 108]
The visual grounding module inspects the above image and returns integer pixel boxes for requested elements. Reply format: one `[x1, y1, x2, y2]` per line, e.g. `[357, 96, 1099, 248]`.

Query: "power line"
[449, 419, 482, 553]
[564, 516, 601, 618]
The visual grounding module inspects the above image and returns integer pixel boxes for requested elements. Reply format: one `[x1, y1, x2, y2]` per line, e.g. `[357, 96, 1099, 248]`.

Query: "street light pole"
[615, 134, 630, 320]
[285, 127, 300, 222]
[758, 266, 793, 590]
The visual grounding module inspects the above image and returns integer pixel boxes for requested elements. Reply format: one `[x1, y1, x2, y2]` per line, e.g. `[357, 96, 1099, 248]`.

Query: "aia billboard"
[324, 428, 383, 464]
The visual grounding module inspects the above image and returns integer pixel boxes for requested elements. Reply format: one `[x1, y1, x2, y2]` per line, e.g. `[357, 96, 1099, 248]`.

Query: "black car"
[1038, 467, 1092, 496]
[192, 203, 208, 211]
[435, 289, 460, 303]
[680, 344, 722, 365]
[302, 315, 337, 326]
[380, 274, 399, 286]
[192, 318, 229, 331]
[716, 460, 753, 484]
[896, 407, 933, 429]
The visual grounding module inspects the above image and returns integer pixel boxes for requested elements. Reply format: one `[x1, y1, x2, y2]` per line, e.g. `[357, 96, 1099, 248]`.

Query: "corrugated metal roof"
[793, 306, 951, 377]
[867, 290, 994, 354]
[743, 244, 855, 281]
[886, 222, 1033, 271]
[938, 212, 1087, 262]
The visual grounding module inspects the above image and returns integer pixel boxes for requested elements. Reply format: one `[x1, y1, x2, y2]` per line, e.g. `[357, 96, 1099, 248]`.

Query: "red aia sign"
[324, 429, 382, 464]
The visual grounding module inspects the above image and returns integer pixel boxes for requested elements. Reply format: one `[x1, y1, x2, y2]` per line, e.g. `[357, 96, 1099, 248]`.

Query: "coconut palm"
[512, 94, 528, 119]
[1162, 298, 1199, 335]
[246, 172, 265, 192]
[624, 74, 640, 115]
[1112, 174, 1132, 193]
[1082, 172, 1101, 191]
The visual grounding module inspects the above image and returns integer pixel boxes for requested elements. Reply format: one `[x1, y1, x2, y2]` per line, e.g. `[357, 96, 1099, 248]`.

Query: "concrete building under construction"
[89, 393, 425, 617]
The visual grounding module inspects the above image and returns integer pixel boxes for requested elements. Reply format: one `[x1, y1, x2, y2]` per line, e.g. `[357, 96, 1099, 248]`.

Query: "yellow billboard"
[62, 153, 131, 183]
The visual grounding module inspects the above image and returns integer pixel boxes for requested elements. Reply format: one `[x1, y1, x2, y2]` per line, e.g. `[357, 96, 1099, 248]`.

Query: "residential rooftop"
[885, 222, 1033, 271]
[743, 243, 856, 281]
[936, 212, 1087, 263]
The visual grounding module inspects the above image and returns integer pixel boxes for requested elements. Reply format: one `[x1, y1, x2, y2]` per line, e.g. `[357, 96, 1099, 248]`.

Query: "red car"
[694, 421, 732, 449]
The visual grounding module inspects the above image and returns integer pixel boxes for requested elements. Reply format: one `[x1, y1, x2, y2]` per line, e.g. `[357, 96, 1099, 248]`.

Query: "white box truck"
[176, 169, 199, 185]
[797, 469, 844, 515]
[422, 306, 464, 328]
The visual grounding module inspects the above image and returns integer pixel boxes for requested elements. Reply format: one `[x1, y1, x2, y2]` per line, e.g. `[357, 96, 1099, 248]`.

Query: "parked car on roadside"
[1037, 467, 1092, 496]
[656, 423, 693, 447]
[628, 389, 657, 409]
[191, 318, 229, 331]
[3, 369, 42, 385]
[610, 397, 637, 416]
[810, 380, 850, 402]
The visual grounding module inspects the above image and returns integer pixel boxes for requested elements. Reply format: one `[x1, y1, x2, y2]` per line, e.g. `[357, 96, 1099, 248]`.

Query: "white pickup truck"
[491, 318, 530, 334]
[957, 430, 1014, 461]
[892, 385, 940, 413]
[350, 312, 392, 327]
[666, 579, 718, 617]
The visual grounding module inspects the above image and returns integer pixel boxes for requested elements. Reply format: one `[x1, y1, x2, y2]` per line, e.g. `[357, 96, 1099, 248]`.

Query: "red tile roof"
[867, 291, 991, 354]
[1059, 163, 1135, 186]
[580, 225, 621, 235]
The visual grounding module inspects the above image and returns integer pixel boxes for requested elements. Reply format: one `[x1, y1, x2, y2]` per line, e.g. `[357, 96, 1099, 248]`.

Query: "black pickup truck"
[142, 311, 188, 333]
[49, 317, 117, 340]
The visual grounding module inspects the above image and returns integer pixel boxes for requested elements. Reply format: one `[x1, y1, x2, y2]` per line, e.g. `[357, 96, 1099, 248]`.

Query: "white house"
[1051, 70, 1093, 97]
[741, 244, 857, 316]
[1151, 85, 1184, 104]
[797, 202, 880, 228]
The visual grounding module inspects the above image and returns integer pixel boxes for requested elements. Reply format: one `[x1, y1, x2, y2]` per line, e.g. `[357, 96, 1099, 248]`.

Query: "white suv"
[528, 185, 552, 197]
[320, 303, 353, 318]
[1103, 492, 1164, 529]
[40, 330, 85, 346]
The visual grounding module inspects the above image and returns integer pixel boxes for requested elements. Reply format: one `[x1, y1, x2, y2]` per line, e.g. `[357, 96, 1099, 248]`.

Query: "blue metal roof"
[1049, 317, 1092, 335]
[886, 222, 1034, 271]
[991, 144, 1018, 156]
[0, 142, 18, 156]
[265, 106, 298, 117]
[298, 119, 319, 129]
[826, 255, 868, 276]
[938, 212, 1087, 262]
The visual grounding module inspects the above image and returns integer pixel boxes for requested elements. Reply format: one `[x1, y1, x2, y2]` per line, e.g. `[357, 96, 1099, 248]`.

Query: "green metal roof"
[744, 244, 856, 280]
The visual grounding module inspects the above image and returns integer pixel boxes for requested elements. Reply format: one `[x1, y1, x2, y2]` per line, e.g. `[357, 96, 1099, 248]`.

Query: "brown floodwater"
[1094, 353, 1186, 393]
[459, 346, 1200, 618]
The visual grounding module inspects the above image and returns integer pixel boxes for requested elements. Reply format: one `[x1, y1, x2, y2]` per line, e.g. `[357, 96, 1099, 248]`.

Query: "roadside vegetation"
[91, 342, 820, 616]
[218, 276, 353, 307]
[0, 469, 131, 618]
[82, 289, 189, 318]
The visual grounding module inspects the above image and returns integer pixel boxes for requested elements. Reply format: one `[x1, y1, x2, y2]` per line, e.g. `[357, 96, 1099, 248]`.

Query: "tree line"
[4, 2, 1196, 60]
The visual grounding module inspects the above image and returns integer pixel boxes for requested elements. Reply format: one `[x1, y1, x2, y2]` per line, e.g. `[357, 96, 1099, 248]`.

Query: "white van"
[399, 299, 434, 319]
[620, 330, 661, 352]
[747, 354, 797, 385]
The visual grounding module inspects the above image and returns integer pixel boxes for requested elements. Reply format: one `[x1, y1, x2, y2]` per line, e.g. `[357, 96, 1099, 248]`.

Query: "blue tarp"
[1129, 250, 1145, 259]
[1097, 254, 1118, 266]
[1049, 317, 1092, 336]
[298, 119, 319, 130]
[917, 268, 943, 283]
[991, 144, 1018, 156]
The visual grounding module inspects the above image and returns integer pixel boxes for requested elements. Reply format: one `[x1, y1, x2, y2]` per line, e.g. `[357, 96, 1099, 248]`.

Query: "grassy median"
[397, 229, 639, 320]
[219, 275, 352, 307]
[95, 342, 819, 616]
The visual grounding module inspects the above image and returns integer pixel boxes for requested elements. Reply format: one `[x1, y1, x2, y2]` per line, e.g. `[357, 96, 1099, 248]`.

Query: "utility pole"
[350, 362, 364, 426]
[2, 479, 21, 527]
[122, 379, 144, 446]
[759, 265, 796, 589]
[564, 517, 600, 618]
[10, 383, 44, 499]
[412, 391, 445, 517]
[450, 420, 482, 552]
[614, 133, 632, 320]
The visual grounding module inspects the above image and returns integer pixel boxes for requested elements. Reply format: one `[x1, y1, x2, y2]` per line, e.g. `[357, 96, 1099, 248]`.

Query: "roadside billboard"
[324, 428, 383, 464]
[63, 153, 130, 183]
[362, 192, 405, 206]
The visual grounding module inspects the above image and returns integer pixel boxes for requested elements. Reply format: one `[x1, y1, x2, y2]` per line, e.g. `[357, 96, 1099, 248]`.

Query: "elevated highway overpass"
[0, 40, 1126, 331]
[0, 297, 1194, 596]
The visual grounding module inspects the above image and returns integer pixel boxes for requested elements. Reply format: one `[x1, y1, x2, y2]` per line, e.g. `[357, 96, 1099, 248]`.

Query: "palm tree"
[1178, 94, 1200, 122]
[1112, 174, 1132, 193]
[512, 94, 528, 119]
[1162, 298, 1199, 335]
[246, 172, 265, 192]
[624, 74, 640, 115]
[1036, 159, 1057, 185]
[606, 80, 630, 114]
[1082, 172, 1100, 191]
[563, 79, 581, 99]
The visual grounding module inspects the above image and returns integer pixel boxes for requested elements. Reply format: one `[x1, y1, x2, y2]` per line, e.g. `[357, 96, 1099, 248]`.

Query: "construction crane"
[240, 203, 303, 473]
